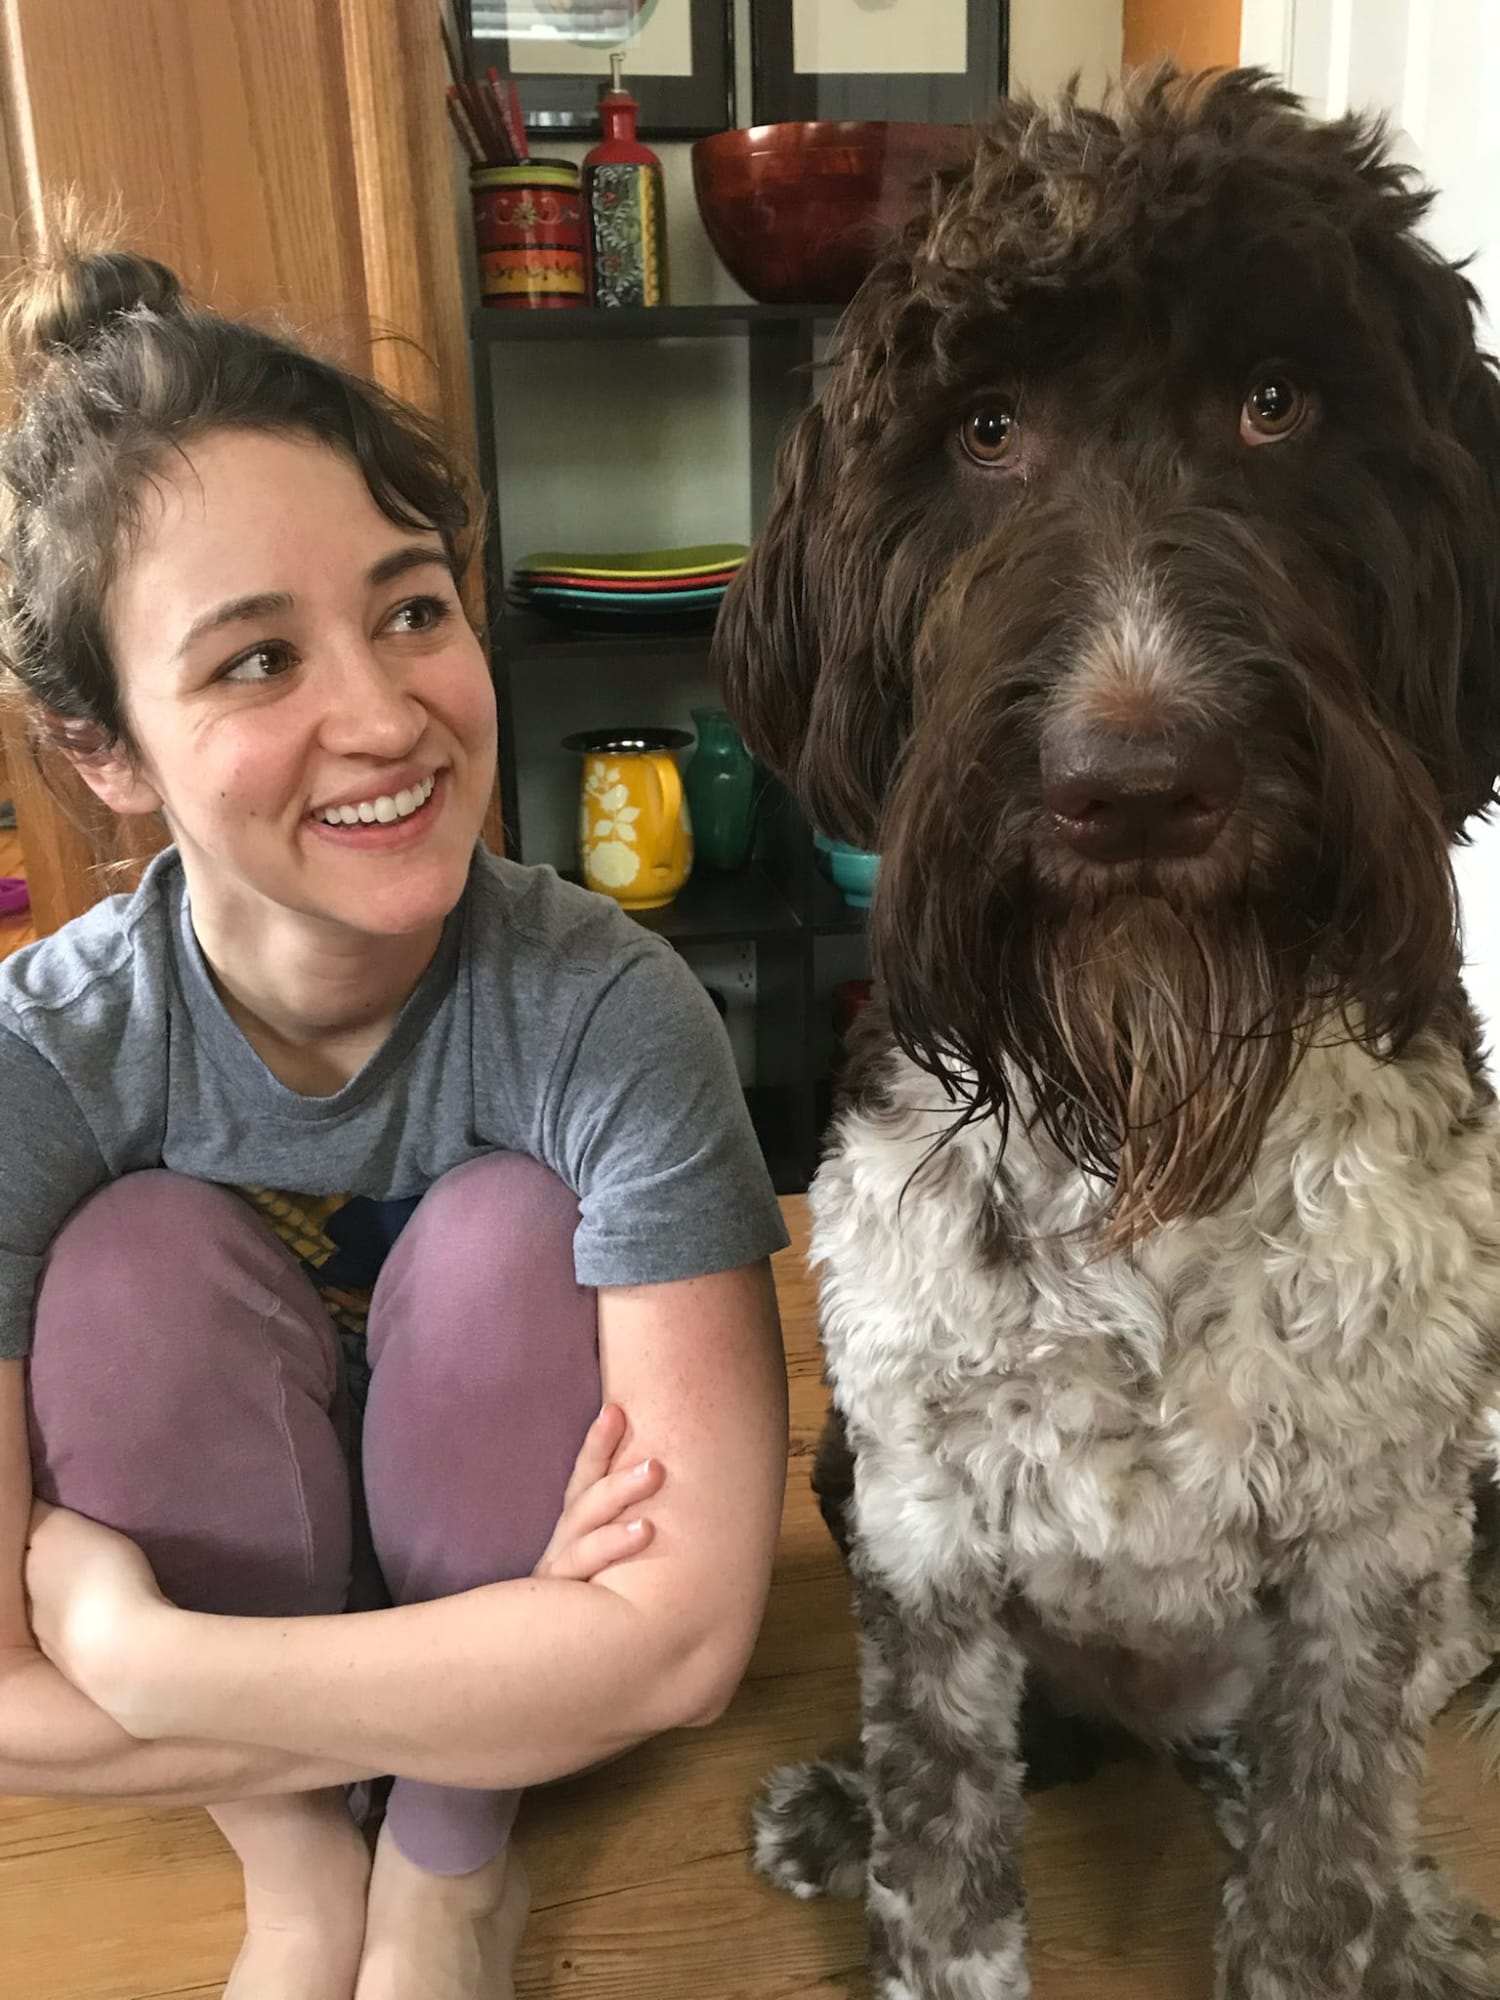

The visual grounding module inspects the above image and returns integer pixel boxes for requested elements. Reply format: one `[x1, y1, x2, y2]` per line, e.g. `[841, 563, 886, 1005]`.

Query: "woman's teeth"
[316, 774, 436, 827]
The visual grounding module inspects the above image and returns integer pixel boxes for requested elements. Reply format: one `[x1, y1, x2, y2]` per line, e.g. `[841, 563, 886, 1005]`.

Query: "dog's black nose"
[1040, 725, 1242, 863]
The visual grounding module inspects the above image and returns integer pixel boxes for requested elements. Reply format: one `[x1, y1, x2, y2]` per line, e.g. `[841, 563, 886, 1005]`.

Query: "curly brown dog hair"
[721, 64, 1500, 1249]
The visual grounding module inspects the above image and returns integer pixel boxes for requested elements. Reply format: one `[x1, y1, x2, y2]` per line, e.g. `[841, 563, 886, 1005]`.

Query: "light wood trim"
[337, 0, 474, 464]
[1123, 0, 1243, 70]
[0, 714, 109, 938]
[336, 0, 505, 851]
[0, 0, 374, 353]
[0, 16, 111, 933]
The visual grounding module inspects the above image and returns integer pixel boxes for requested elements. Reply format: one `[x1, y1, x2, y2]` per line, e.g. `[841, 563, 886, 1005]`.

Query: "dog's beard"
[1014, 896, 1314, 1249]
[878, 863, 1333, 1251]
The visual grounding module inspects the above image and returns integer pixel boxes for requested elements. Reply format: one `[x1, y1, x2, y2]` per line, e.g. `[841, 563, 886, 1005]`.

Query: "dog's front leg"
[857, 1575, 1030, 2000]
[1216, 1540, 1426, 1999]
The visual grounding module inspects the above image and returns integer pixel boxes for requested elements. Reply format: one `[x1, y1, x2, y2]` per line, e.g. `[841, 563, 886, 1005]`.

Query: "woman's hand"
[533, 1403, 664, 1582]
[24, 1502, 172, 1730]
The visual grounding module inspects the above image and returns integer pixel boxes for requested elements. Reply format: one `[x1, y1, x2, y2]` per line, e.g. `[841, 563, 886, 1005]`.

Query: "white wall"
[1244, 0, 1500, 1045]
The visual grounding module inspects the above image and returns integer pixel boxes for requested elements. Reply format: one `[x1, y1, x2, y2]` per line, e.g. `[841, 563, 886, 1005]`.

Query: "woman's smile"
[306, 769, 446, 847]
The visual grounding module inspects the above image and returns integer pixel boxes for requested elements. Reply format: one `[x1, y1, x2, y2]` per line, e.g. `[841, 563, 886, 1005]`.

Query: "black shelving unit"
[470, 302, 863, 1192]
[499, 608, 719, 671]
[473, 302, 839, 343]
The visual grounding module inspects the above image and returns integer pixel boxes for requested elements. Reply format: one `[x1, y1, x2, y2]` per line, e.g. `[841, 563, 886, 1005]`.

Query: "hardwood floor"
[1, 942, 1498, 1991]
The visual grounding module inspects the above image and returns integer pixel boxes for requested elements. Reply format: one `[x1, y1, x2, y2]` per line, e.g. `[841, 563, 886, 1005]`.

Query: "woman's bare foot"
[213, 1789, 371, 2000]
[224, 1887, 368, 2000]
[353, 1821, 531, 2000]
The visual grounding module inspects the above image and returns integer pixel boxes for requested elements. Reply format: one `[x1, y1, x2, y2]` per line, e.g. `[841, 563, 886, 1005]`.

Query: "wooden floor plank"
[4, 1204, 1500, 1998]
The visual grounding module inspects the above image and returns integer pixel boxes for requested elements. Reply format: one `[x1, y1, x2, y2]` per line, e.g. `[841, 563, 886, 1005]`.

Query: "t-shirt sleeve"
[0, 1026, 112, 1359]
[546, 944, 791, 1287]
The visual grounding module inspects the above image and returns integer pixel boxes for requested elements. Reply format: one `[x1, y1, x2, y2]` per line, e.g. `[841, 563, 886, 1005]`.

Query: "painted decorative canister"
[471, 160, 586, 310]
[562, 727, 694, 911]
[582, 54, 668, 308]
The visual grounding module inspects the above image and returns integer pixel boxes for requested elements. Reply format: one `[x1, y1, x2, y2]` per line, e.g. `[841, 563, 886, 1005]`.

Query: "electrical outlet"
[680, 941, 757, 1082]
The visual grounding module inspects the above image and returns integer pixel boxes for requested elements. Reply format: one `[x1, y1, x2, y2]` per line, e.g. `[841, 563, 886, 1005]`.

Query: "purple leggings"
[26, 1155, 600, 1875]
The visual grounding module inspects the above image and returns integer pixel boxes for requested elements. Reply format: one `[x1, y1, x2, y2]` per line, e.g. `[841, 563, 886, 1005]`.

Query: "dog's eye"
[961, 406, 1017, 465]
[1240, 374, 1310, 445]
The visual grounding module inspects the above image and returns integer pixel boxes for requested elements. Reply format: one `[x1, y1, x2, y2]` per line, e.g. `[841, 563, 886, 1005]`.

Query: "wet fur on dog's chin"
[883, 877, 1453, 1254]
[985, 894, 1313, 1250]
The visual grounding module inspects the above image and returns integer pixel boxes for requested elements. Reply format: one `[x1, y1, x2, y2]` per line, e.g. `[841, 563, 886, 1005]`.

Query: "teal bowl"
[813, 831, 880, 908]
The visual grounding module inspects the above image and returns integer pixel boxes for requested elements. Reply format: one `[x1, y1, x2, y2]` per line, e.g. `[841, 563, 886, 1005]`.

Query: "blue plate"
[524, 583, 728, 612]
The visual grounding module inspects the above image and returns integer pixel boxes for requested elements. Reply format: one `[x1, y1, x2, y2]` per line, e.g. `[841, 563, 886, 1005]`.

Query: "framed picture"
[468, 0, 734, 139]
[751, 0, 1008, 125]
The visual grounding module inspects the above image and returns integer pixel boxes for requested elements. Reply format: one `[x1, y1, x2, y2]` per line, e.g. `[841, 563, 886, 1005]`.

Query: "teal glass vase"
[683, 706, 756, 870]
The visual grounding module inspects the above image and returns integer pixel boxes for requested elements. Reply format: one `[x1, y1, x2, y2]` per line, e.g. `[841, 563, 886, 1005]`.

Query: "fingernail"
[634, 1458, 656, 1480]
[625, 1519, 646, 1536]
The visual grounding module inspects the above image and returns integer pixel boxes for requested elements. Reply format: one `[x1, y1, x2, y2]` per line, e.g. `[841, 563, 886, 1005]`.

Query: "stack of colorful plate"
[511, 543, 748, 632]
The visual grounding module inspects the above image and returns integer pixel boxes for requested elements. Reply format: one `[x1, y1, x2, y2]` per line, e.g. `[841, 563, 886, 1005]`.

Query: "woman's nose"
[318, 644, 425, 752]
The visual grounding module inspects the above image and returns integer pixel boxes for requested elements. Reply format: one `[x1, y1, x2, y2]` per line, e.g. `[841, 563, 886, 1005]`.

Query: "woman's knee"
[361, 1157, 600, 1599]
[366, 1154, 596, 1376]
[39, 1171, 327, 1349]
[387, 1154, 584, 1281]
[29, 1172, 352, 1617]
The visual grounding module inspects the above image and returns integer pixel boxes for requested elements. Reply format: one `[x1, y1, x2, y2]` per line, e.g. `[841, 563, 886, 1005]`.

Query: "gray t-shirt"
[0, 845, 789, 1361]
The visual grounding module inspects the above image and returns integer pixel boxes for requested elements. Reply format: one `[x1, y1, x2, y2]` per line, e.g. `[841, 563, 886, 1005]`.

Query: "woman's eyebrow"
[366, 544, 454, 588]
[173, 546, 451, 659]
[175, 590, 292, 658]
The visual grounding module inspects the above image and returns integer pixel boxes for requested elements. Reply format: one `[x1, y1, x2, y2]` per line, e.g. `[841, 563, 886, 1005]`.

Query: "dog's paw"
[1214, 1871, 1367, 1999]
[751, 1754, 870, 1901]
[1368, 1859, 1500, 1999]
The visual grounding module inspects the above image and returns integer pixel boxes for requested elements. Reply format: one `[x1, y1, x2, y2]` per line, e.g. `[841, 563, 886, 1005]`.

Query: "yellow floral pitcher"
[562, 728, 694, 911]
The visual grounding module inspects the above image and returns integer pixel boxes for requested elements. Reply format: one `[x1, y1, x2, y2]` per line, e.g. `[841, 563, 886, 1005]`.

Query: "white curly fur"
[816, 1030, 1500, 1731]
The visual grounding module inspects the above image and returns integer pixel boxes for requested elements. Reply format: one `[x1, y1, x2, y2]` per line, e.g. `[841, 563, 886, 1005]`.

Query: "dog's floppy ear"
[1370, 223, 1500, 829]
[715, 401, 829, 809]
[1448, 335, 1500, 826]
[716, 384, 911, 849]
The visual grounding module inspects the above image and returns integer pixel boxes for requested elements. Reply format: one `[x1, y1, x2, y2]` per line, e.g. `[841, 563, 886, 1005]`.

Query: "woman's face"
[90, 426, 497, 947]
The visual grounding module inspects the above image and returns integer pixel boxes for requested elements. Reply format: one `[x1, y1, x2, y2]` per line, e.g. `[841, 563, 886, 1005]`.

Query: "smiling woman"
[0, 236, 788, 2000]
[72, 431, 500, 1051]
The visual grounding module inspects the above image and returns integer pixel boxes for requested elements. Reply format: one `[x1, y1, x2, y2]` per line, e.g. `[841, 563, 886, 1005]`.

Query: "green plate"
[515, 541, 748, 581]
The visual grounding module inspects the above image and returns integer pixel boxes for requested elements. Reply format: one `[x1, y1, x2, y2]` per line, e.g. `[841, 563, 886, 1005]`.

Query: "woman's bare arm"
[0, 1360, 371, 1803]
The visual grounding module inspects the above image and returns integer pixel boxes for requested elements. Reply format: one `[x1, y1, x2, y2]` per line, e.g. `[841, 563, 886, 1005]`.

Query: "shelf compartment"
[473, 302, 839, 343]
[560, 863, 867, 947]
[746, 1082, 821, 1197]
[498, 610, 715, 669]
[790, 867, 869, 938]
[582, 864, 801, 947]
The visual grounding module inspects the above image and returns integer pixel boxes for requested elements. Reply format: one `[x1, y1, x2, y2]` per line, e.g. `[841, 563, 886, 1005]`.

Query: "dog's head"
[718, 67, 1500, 1243]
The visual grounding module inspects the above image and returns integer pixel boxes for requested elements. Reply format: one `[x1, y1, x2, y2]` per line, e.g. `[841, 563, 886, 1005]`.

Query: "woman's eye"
[386, 594, 452, 635]
[1240, 372, 1312, 445]
[960, 405, 1018, 466]
[221, 642, 295, 684]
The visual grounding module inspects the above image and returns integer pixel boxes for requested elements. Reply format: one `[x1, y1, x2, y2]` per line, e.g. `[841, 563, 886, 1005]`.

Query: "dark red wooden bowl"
[691, 121, 975, 306]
